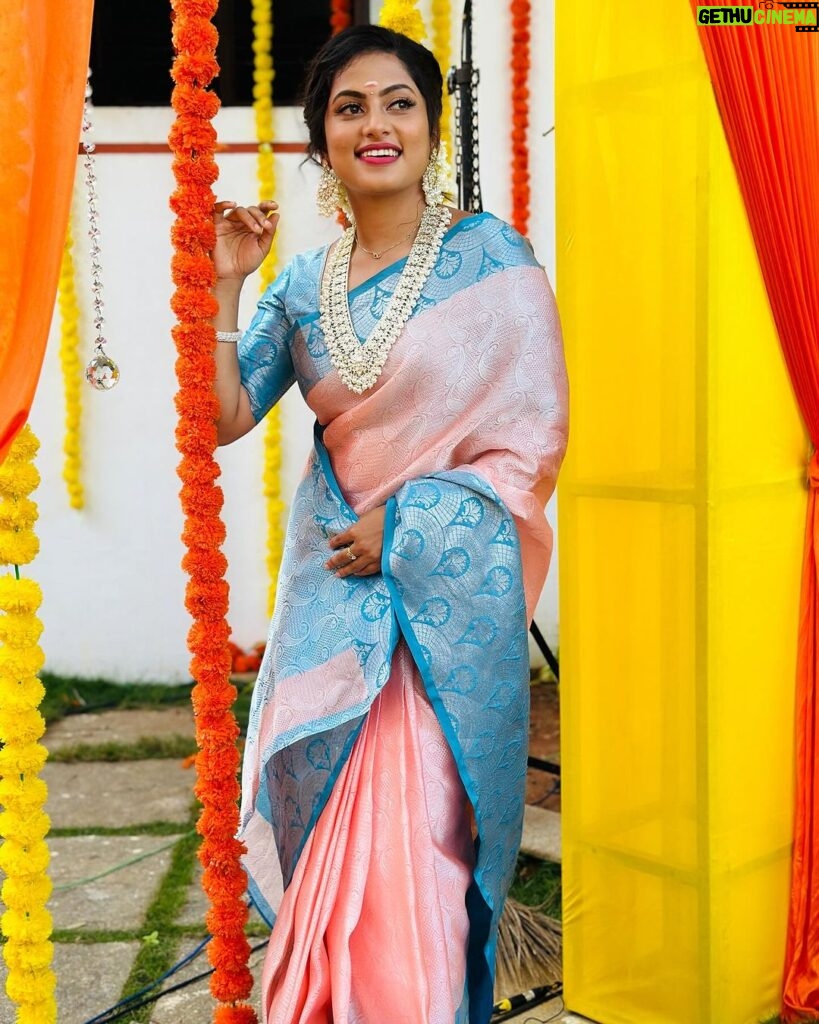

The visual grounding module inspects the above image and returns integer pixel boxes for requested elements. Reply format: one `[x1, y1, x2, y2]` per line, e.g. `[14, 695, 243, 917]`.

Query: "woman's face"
[323, 51, 432, 206]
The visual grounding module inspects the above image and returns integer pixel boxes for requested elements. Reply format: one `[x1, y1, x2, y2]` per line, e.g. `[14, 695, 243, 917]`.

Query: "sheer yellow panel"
[555, 3, 807, 1022]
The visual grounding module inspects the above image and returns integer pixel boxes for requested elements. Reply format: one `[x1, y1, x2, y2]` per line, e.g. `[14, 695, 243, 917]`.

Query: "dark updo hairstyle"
[302, 25, 443, 165]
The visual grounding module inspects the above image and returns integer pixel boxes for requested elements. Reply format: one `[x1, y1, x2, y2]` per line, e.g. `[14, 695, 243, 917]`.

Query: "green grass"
[118, 830, 201, 1022]
[41, 672, 194, 725]
[51, 928, 146, 944]
[508, 855, 561, 916]
[41, 670, 256, 739]
[50, 822, 191, 838]
[49, 735, 198, 762]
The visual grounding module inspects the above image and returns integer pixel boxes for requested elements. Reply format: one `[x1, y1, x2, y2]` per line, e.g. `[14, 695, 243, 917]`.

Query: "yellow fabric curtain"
[556, 2, 806, 1020]
[0, 1, 94, 464]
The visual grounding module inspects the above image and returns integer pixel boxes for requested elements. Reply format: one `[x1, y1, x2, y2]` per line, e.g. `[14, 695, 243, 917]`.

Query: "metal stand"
[447, 0, 483, 213]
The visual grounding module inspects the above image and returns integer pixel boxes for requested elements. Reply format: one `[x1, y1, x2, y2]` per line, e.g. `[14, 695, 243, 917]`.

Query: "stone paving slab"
[0, 940, 141, 1024]
[43, 760, 195, 829]
[507, 999, 597, 1023]
[149, 939, 267, 1023]
[177, 860, 265, 928]
[46, 707, 195, 751]
[48, 834, 177, 932]
[521, 805, 562, 863]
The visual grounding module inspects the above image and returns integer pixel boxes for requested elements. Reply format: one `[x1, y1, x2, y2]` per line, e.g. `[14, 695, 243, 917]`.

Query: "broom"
[495, 898, 562, 1000]
[492, 633, 564, 999]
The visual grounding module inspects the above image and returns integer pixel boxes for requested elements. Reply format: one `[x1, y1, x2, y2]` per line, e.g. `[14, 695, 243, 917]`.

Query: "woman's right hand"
[212, 200, 279, 281]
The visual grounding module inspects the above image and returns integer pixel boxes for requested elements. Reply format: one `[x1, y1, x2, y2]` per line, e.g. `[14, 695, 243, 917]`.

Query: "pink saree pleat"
[261, 641, 475, 1024]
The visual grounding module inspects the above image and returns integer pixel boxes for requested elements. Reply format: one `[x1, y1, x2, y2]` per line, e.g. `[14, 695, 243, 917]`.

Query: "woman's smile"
[356, 143, 403, 164]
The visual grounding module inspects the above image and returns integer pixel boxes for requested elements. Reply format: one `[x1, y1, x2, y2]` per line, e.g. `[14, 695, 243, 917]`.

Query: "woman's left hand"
[326, 506, 386, 578]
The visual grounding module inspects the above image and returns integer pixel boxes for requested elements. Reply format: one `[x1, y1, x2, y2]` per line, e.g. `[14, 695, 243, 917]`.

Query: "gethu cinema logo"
[696, 3, 818, 25]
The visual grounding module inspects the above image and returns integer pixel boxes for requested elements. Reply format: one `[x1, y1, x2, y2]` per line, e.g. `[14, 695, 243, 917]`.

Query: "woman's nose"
[362, 108, 389, 136]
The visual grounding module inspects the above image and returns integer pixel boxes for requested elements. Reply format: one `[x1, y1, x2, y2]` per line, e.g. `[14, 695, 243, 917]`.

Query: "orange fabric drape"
[691, 4, 819, 1018]
[0, 1, 94, 465]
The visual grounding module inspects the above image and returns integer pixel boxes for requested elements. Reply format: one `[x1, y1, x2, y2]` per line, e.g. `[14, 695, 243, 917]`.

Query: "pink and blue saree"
[237, 212, 568, 1024]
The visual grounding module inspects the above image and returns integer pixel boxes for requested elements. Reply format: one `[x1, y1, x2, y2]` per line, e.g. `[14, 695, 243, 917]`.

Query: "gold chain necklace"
[354, 222, 416, 260]
[319, 204, 452, 395]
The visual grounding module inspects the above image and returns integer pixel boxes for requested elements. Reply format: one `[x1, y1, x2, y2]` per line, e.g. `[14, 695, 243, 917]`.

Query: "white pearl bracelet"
[216, 330, 242, 344]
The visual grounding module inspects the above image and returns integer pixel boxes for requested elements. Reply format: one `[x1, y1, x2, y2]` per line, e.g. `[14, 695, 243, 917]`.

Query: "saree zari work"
[238, 212, 568, 1024]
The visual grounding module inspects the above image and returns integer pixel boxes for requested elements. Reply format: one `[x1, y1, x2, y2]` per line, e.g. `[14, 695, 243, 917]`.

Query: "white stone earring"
[421, 148, 445, 207]
[316, 164, 352, 219]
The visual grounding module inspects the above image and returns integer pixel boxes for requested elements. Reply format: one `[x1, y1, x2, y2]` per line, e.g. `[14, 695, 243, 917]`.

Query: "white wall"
[28, 0, 558, 682]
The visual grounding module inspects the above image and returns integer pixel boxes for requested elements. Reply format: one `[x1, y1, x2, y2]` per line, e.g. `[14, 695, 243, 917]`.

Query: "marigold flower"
[0, 577, 42, 614]
[0, 807, 51, 845]
[2, 872, 53, 911]
[172, 251, 217, 289]
[0, 645, 46, 678]
[172, 85, 221, 121]
[5, 965, 56, 1002]
[214, 1004, 257, 1024]
[0, 675, 45, 707]
[0, 496, 39, 531]
[179, 481, 225, 518]
[16, 999, 57, 1024]
[0, 532, 40, 566]
[0, 706, 46, 745]
[0, 840, 50, 877]
[0, 741, 48, 777]
[210, 962, 254, 1003]
[0, 462, 40, 498]
[0, 776, 49, 811]
[379, 0, 426, 41]
[1, 907, 53, 944]
[172, 155, 219, 187]
[182, 516, 227, 548]
[0, 612, 44, 649]
[3, 428, 39, 465]
[2, 939, 54, 973]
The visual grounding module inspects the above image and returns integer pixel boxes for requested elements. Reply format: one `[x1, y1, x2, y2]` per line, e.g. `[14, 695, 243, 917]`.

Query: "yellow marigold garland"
[168, 1, 256, 1020]
[57, 214, 85, 510]
[0, 425, 56, 1024]
[379, 0, 426, 42]
[431, 0, 453, 156]
[252, 0, 286, 619]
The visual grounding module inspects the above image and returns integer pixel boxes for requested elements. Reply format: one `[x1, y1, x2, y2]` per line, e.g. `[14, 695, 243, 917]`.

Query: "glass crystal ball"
[85, 352, 120, 391]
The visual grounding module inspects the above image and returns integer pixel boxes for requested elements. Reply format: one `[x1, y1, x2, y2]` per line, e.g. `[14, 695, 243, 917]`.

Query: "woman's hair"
[302, 25, 443, 164]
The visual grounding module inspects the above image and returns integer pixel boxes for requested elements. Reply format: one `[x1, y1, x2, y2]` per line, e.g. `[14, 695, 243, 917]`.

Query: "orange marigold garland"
[330, 0, 352, 34]
[168, 2, 256, 1022]
[510, 0, 531, 235]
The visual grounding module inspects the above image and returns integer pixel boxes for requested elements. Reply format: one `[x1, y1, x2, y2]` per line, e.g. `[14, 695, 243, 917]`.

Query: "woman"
[212, 24, 568, 1024]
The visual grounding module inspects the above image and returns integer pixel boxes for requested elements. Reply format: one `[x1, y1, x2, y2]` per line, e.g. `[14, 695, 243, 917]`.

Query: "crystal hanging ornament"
[81, 69, 120, 390]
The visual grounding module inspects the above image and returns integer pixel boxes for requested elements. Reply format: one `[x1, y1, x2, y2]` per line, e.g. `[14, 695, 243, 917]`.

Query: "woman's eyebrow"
[331, 83, 416, 103]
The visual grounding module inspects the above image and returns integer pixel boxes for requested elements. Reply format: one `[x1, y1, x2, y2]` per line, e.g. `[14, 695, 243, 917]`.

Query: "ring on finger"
[346, 546, 357, 564]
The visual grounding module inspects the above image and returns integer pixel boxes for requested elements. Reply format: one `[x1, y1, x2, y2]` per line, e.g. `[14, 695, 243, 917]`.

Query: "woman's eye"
[338, 102, 362, 114]
[390, 98, 415, 110]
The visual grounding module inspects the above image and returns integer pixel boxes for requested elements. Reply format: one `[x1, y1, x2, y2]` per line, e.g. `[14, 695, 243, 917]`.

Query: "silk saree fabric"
[237, 213, 568, 1023]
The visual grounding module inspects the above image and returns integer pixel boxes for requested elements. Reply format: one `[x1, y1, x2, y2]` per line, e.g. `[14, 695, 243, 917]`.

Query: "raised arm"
[211, 199, 279, 445]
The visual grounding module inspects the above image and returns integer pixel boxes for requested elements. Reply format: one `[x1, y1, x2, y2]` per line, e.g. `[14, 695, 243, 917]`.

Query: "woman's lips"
[356, 148, 401, 165]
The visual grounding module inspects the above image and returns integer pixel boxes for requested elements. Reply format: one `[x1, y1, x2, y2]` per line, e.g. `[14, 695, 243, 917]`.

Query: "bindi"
[363, 80, 378, 93]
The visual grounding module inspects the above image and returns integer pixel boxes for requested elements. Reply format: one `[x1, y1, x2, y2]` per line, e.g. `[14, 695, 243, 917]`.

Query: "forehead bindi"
[331, 53, 416, 97]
